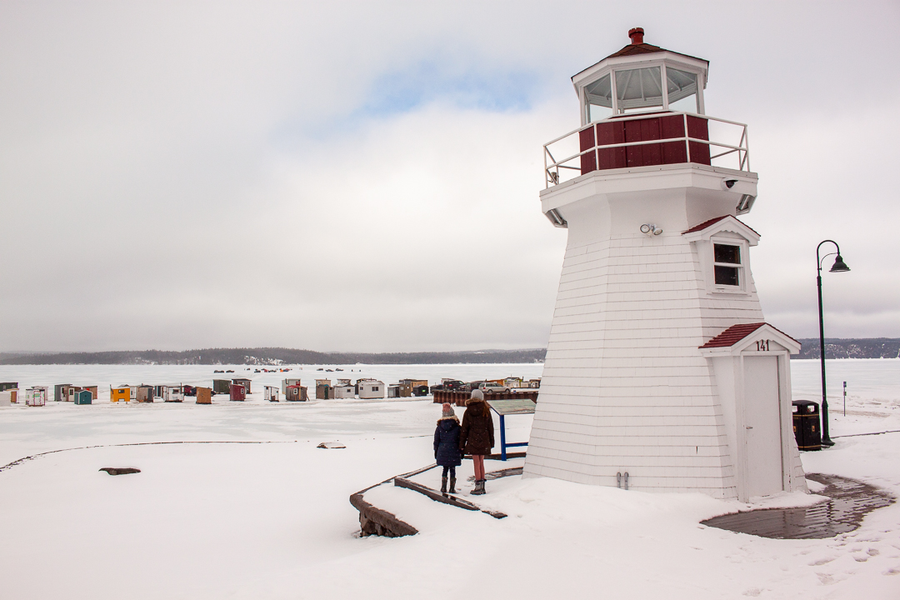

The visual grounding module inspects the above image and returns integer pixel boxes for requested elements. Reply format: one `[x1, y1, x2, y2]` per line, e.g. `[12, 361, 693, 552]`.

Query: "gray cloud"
[2, 1, 899, 352]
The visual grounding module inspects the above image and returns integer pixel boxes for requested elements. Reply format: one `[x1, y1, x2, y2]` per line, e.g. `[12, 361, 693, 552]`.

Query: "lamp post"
[816, 240, 850, 447]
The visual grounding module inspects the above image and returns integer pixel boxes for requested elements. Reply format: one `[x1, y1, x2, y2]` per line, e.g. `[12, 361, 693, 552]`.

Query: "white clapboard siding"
[522, 158, 808, 500]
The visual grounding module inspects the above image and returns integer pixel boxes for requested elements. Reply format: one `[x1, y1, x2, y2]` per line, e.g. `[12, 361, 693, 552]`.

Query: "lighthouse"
[525, 29, 807, 501]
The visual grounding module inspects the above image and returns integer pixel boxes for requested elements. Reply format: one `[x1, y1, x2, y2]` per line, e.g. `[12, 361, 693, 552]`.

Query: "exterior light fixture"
[640, 224, 663, 235]
[816, 239, 850, 447]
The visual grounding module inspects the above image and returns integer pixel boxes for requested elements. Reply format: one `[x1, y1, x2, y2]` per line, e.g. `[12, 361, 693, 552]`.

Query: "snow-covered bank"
[0, 361, 898, 599]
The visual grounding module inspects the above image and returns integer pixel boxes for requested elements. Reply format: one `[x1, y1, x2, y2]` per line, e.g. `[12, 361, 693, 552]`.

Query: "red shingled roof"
[700, 323, 767, 348]
[683, 216, 729, 235]
[573, 29, 708, 83]
[600, 28, 706, 63]
[605, 42, 667, 59]
[700, 322, 799, 349]
[682, 215, 760, 237]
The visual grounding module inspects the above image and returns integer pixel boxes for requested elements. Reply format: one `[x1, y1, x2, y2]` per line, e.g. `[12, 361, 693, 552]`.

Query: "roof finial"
[628, 27, 644, 45]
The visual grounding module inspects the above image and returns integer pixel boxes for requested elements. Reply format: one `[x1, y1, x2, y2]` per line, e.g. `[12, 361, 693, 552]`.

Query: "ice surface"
[0, 361, 898, 599]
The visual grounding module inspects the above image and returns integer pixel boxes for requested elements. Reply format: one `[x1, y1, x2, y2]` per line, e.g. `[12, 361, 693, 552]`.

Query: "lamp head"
[830, 255, 850, 273]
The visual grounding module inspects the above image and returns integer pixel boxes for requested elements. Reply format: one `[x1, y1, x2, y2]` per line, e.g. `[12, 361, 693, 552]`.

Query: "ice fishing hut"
[162, 385, 184, 403]
[281, 378, 302, 394]
[358, 379, 385, 400]
[213, 379, 231, 395]
[196, 387, 213, 404]
[110, 386, 131, 403]
[229, 383, 246, 401]
[135, 385, 154, 403]
[0, 382, 18, 404]
[54, 384, 72, 402]
[334, 384, 355, 399]
[505, 377, 524, 389]
[25, 387, 48, 406]
[264, 385, 279, 402]
[399, 379, 427, 397]
[232, 378, 252, 394]
[74, 390, 92, 405]
[0, 390, 15, 406]
[315, 379, 332, 400]
[525, 28, 805, 502]
[285, 384, 308, 402]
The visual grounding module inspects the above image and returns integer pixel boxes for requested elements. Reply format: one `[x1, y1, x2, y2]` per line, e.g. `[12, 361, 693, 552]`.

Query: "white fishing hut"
[358, 379, 386, 400]
[333, 385, 356, 399]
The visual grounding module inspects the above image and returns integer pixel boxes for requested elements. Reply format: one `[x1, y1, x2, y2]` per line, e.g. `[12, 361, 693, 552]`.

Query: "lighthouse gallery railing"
[543, 112, 751, 189]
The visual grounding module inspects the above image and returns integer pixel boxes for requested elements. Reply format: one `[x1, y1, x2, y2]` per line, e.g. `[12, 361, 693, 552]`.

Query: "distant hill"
[796, 338, 900, 360]
[0, 347, 547, 366]
[1, 339, 896, 365]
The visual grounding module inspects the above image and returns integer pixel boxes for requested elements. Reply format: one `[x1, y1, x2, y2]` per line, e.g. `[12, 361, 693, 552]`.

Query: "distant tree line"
[0, 347, 548, 366]
[0, 339, 897, 365]
[796, 338, 900, 359]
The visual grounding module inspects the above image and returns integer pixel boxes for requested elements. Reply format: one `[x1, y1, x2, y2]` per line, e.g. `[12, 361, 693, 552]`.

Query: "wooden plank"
[394, 477, 507, 519]
[349, 489, 419, 538]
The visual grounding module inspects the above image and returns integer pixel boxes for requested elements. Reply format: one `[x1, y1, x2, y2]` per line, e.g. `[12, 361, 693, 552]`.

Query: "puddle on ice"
[702, 473, 895, 539]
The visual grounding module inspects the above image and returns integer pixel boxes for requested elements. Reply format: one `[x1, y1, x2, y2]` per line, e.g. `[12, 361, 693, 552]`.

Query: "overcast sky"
[1, 1, 898, 353]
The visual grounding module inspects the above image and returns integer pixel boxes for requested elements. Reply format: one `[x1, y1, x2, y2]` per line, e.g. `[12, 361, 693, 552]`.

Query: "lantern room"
[542, 27, 752, 211]
[574, 27, 708, 124]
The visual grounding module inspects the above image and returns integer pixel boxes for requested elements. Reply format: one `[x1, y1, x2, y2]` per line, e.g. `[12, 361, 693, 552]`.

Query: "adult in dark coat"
[434, 403, 462, 494]
[460, 389, 494, 495]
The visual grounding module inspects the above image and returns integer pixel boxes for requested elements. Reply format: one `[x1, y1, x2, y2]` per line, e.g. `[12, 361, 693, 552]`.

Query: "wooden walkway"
[350, 462, 520, 537]
[702, 473, 896, 539]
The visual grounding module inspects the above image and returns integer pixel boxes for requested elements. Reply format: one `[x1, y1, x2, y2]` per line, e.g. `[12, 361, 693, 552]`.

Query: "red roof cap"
[628, 27, 644, 45]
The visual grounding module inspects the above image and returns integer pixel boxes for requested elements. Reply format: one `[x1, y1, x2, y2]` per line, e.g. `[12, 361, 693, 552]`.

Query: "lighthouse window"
[665, 67, 699, 113]
[615, 66, 663, 113]
[713, 243, 741, 286]
[584, 74, 613, 122]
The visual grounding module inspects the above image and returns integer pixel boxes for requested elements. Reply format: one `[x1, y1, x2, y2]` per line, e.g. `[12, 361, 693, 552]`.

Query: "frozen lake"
[0, 360, 898, 599]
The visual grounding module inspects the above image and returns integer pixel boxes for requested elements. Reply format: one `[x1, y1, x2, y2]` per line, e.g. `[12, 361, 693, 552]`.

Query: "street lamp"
[816, 240, 850, 447]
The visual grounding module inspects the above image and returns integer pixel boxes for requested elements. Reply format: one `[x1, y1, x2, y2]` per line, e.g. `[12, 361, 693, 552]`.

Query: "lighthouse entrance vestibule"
[743, 355, 784, 498]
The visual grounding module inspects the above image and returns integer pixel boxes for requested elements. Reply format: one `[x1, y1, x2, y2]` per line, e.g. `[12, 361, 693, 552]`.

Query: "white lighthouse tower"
[525, 28, 807, 501]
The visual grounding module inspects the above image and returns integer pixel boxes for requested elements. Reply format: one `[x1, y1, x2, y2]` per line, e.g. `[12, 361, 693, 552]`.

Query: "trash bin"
[792, 400, 821, 451]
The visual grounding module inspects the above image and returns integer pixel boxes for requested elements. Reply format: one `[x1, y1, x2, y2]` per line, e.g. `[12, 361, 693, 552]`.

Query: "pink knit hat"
[441, 402, 454, 417]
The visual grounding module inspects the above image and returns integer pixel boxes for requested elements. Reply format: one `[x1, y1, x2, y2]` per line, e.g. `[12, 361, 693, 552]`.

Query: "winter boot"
[441, 476, 448, 494]
[471, 479, 485, 495]
[449, 477, 457, 494]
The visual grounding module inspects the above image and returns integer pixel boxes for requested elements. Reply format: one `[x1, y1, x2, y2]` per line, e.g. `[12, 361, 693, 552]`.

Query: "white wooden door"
[743, 356, 783, 497]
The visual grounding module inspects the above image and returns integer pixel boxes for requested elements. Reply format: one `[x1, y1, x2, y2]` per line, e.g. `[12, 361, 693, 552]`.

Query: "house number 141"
[755, 339, 770, 351]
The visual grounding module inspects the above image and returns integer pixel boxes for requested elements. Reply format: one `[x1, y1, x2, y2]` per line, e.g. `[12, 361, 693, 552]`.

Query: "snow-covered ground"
[0, 360, 898, 599]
